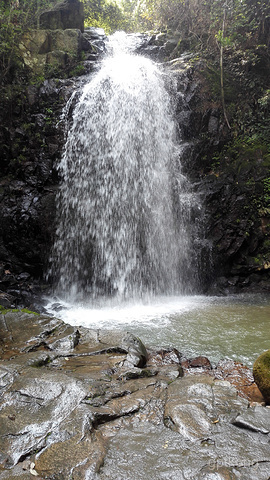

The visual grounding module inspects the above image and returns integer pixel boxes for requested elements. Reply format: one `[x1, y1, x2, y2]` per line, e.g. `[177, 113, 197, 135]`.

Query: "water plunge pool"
[46, 293, 270, 368]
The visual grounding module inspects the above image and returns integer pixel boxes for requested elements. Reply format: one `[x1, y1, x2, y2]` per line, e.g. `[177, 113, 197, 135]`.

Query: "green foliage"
[208, 122, 270, 216]
[202, 61, 238, 106]
[21, 308, 39, 315]
[1, 0, 268, 82]
[83, 0, 130, 33]
[118, 0, 270, 49]
[258, 89, 270, 108]
[69, 63, 86, 77]
[0, 305, 19, 314]
[122, 0, 157, 31]
[0, 305, 38, 314]
[215, 30, 233, 48]
[263, 177, 270, 206]
[0, 0, 57, 84]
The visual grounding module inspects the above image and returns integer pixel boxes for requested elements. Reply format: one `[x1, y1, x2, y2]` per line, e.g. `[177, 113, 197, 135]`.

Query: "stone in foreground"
[253, 349, 270, 404]
[0, 312, 269, 479]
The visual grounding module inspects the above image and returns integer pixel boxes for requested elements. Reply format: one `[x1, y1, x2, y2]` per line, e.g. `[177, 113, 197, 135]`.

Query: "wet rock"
[117, 366, 158, 381]
[147, 348, 184, 380]
[148, 347, 182, 366]
[40, 0, 84, 32]
[0, 369, 87, 467]
[253, 349, 270, 404]
[215, 359, 265, 403]
[232, 405, 270, 433]
[83, 27, 107, 56]
[1, 312, 270, 480]
[48, 326, 80, 353]
[0, 291, 15, 308]
[167, 376, 234, 434]
[0, 311, 64, 359]
[158, 365, 183, 380]
[189, 355, 212, 369]
[164, 38, 178, 55]
[166, 401, 213, 441]
[35, 432, 106, 479]
[181, 355, 265, 404]
[99, 381, 270, 480]
[16, 272, 31, 282]
[121, 332, 148, 368]
[19, 28, 87, 74]
[90, 382, 166, 432]
[49, 302, 67, 312]
[208, 111, 220, 135]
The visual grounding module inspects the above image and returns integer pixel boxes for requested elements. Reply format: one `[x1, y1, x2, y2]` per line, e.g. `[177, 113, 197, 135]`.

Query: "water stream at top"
[49, 32, 200, 302]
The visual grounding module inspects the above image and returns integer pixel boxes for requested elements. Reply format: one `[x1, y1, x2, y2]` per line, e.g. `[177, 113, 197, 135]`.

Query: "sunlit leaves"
[119, 0, 270, 50]
[83, 0, 129, 33]
[0, 0, 57, 83]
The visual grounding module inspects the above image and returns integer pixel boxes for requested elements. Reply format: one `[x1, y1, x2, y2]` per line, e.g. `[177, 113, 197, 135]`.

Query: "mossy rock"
[253, 350, 270, 404]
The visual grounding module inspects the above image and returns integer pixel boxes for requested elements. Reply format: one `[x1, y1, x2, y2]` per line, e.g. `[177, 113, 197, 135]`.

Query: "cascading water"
[49, 32, 199, 302]
[46, 34, 270, 369]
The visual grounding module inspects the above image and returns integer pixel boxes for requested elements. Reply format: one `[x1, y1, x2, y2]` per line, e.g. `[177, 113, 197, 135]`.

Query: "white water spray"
[50, 33, 198, 301]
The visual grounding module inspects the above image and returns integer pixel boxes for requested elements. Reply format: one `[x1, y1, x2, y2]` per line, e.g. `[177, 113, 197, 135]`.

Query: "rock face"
[0, 311, 268, 479]
[0, 32, 270, 303]
[253, 350, 270, 404]
[135, 31, 269, 294]
[0, 28, 106, 308]
[40, 0, 84, 32]
[18, 26, 104, 76]
[163, 49, 270, 293]
[19, 29, 85, 74]
[0, 78, 72, 308]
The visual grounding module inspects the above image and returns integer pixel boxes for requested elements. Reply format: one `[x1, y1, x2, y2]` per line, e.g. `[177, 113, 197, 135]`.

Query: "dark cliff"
[0, 30, 269, 308]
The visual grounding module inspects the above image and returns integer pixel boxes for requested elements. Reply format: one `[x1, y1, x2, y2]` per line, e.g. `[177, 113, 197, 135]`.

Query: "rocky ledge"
[0, 311, 269, 479]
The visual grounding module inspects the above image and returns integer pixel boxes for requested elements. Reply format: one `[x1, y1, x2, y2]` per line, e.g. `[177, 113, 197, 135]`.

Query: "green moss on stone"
[0, 305, 38, 315]
[0, 305, 20, 314]
[21, 308, 39, 315]
[253, 350, 270, 404]
[69, 63, 85, 77]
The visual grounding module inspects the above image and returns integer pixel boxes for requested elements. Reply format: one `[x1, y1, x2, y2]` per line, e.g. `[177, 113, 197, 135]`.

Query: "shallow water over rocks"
[0, 311, 269, 479]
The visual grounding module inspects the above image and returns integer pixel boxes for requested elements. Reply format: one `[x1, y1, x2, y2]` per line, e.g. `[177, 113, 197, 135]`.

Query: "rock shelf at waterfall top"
[0, 311, 269, 480]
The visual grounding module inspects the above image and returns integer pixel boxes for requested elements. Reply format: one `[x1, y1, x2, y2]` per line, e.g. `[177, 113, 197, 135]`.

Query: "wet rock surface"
[0, 312, 269, 479]
[40, 0, 84, 32]
[0, 28, 107, 309]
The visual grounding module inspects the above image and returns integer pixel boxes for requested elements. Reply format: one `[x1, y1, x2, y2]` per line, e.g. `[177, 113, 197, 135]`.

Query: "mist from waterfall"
[49, 32, 200, 302]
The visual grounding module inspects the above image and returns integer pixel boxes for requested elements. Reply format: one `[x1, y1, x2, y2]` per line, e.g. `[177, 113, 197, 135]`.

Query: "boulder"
[51, 28, 83, 54]
[121, 332, 148, 368]
[40, 0, 84, 32]
[253, 350, 270, 404]
[189, 355, 212, 369]
[19, 29, 84, 73]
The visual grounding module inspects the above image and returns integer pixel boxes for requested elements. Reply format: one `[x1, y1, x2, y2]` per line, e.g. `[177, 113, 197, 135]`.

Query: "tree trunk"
[220, 5, 231, 129]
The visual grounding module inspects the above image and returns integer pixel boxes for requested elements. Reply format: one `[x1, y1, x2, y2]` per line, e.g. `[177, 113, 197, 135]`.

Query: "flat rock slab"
[0, 312, 269, 479]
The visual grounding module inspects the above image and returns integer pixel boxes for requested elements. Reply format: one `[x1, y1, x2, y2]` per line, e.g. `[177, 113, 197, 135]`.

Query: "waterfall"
[50, 32, 199, 302]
